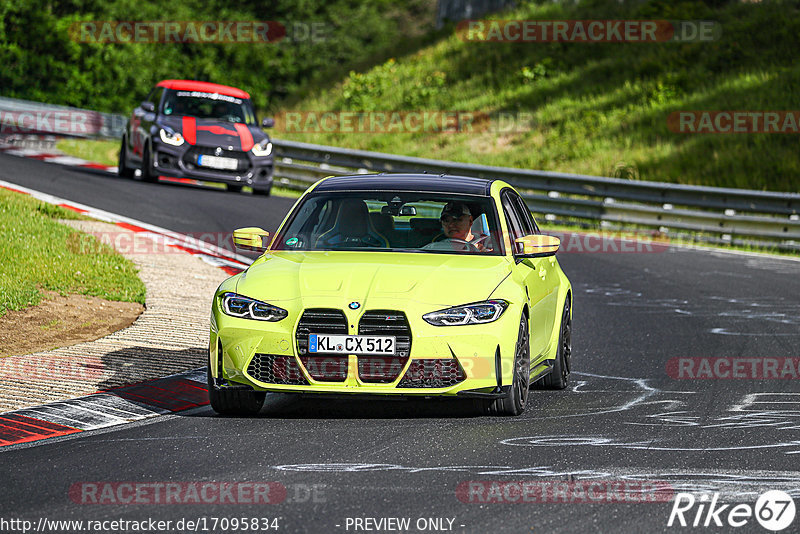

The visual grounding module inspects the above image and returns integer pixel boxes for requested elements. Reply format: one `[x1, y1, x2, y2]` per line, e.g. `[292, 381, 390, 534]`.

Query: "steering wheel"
[441, 238, 479, 252]
[471, 235, 490, 248]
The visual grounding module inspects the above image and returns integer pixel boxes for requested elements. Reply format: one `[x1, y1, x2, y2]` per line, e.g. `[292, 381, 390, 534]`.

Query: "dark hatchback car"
[119, 79, 275, 195]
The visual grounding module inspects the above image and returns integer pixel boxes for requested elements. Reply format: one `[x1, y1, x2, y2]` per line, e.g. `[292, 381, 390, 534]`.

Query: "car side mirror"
[141, 101, 155, 113]
[515, 234, 560, 258]
[261, 117, 275, 129]
[233, 227, 270, 252]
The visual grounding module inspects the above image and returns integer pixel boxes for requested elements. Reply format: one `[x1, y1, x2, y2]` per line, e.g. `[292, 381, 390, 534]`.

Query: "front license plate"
[197, 155, 238, 170]
[309, 334, 395, 355]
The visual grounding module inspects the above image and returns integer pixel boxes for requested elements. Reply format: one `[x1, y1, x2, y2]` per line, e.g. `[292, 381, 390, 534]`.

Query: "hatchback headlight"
[159, 128, 184, 146]
[251, 139, 273, 157]
[423, 300, 509, 326]
[220, 292, 287, 322]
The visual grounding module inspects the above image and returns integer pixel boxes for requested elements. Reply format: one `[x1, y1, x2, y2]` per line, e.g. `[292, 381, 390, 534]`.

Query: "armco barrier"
[1, 97, 798, 250]
[0, 96, 125, 139]
[270, 139, 800, 251]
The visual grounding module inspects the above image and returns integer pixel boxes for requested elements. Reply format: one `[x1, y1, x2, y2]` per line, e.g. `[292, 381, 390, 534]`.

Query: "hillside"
[274, 0, 800, 191]
[2, 0, 798, 191]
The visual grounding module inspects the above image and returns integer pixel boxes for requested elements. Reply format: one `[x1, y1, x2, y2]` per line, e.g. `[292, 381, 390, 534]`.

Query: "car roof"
[156, 80, 250, 99]
[314, 174, 494, 196]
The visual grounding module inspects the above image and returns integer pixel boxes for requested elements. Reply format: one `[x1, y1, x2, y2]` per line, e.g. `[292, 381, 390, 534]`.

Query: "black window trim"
[500, 190, 526, 256]
[512, 191, 539, 235]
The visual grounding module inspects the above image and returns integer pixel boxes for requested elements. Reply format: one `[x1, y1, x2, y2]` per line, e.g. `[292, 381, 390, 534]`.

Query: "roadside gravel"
[0, 219, 230, 411]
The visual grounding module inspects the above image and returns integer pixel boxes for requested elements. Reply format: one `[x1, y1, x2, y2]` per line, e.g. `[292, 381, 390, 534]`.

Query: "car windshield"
[161, 89, 256, 124]
[272, 191, 504, 255]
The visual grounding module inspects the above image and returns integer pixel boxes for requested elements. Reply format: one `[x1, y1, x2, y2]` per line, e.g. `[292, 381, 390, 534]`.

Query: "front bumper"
[151, 139, 273, 188]
[209, 298, 520, 397]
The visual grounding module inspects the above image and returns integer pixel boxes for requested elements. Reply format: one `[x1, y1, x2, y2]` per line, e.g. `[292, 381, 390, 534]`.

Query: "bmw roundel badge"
[348, 302, 361, 310]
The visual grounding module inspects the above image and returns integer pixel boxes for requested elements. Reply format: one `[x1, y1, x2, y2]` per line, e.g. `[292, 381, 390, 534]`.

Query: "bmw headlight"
[423, 300, 509, 326]
[159, 128, 185, 146]
[221, 292, 287, 322]
[251, 139, 273, 157]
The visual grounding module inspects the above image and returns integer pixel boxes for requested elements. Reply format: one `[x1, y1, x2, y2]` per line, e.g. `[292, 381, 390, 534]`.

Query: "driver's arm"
[471, 233, 490, 252]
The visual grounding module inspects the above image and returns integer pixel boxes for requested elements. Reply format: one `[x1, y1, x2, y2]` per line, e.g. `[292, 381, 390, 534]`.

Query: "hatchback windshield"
[273, 192, 504, 255]
[162, 89, 257, 124]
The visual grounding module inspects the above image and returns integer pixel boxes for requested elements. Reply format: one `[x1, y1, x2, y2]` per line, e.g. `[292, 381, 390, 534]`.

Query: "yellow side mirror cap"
[515, 234, 560, 257]
[233, 227, 270, 252]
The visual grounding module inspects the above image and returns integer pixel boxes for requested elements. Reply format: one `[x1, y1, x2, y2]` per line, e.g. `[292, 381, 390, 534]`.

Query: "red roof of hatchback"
[156, 80, 250, 99]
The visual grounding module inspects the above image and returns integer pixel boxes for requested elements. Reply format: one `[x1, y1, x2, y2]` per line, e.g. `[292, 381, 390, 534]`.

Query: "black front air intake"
[357, 310, 412, 383]
[296, 309, 349, 381]
[247, 354, 308, 385]
[397, 359, 466, 388]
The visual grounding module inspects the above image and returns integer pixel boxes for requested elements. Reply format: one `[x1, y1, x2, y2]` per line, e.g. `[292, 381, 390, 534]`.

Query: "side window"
[502, 193, 525, 253]
[512, 194, 538, 235]
[151, 88, 165, 112]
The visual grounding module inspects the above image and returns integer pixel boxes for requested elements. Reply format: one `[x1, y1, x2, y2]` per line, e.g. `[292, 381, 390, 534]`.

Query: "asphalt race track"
[2, 152, 799, 533]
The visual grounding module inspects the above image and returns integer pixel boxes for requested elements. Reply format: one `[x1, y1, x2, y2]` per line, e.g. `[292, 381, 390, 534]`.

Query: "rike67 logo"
[668, 491, 796, 531]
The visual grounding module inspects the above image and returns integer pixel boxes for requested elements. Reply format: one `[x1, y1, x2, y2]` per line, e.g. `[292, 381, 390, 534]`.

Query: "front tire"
[487, 315, 531, 416]
[226, 183, 243, 193]
[207, 366, 265, 416]
[140, 144, 158, 183]
[538, 297, 571, 390]
[252, 185, 271, 196]
[118, 137, 134, 178]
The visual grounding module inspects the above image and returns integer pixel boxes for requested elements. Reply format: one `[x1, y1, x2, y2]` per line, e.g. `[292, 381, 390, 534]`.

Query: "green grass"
[273, 0, 800, 192]
[56, 138, 119, 167]
[0, 188, 146, 317]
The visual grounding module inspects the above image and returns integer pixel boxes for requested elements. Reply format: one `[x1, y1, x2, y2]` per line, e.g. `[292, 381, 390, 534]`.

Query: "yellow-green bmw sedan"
[208, 174, 572, 416]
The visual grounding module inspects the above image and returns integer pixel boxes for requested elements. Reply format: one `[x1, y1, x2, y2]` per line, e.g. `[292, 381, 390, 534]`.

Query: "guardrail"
[270, 139, 800, 251]
[0, 96, 125, 139]
[1, 96, 797, 250]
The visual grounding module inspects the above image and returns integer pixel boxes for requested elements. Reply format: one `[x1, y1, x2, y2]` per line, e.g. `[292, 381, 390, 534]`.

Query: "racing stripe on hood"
[182, 116, 196, 145]
[233, 123, 254, 151]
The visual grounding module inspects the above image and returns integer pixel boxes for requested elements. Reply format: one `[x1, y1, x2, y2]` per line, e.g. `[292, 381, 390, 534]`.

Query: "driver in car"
[423, 201, 489, 252]
[212, 101, 228, 118]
